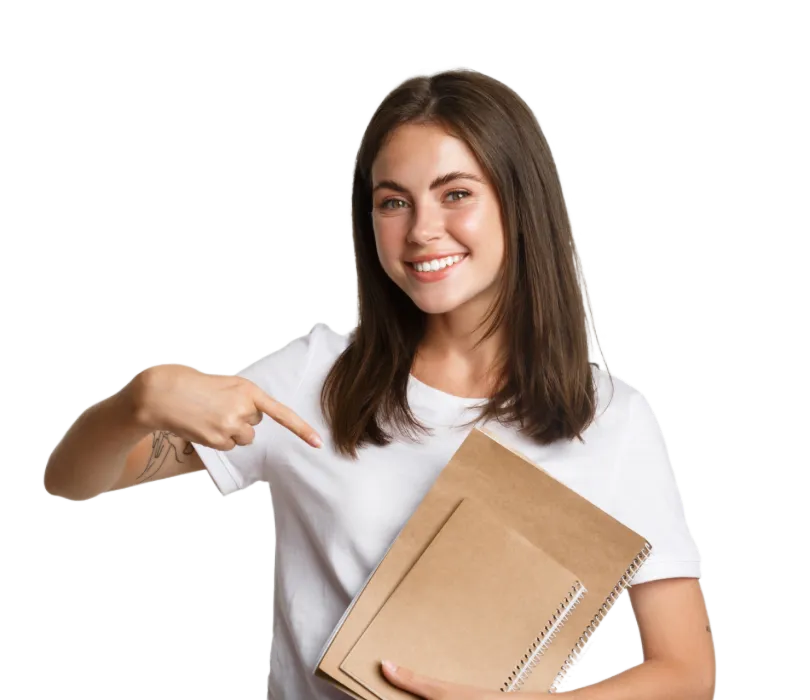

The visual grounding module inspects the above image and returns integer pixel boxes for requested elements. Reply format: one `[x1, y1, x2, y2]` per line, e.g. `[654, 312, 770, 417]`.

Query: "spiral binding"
[498, 540, 653, 693]
[500, 581, 587, 693]
[548, 542, 652, 693]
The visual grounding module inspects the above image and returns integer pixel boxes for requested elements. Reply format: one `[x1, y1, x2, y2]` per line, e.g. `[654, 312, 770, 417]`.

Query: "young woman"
[45, 69, 715, 700]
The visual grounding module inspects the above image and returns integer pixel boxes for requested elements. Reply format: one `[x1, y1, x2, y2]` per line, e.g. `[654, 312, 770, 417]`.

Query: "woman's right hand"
[132, 364, 323, 450]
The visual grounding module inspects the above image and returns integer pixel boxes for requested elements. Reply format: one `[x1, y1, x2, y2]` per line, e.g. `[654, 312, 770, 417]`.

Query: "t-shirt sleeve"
[191, 323, 322, 496]
[606, 391, 702, 587]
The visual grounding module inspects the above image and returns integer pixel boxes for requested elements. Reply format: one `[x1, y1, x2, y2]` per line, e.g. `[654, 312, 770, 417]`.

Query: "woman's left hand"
[381, 660, 505, 699]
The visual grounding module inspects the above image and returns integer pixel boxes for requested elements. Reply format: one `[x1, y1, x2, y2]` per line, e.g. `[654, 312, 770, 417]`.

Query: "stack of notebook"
[314, 427, 652, 697]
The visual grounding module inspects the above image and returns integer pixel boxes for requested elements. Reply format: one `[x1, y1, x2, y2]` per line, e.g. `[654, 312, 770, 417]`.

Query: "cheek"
[448, 205, 503, 256]
[373, 229, 405, 276]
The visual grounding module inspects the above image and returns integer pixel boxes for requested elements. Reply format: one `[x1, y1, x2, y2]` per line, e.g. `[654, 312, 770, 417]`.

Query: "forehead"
[371, 123, 482, 182]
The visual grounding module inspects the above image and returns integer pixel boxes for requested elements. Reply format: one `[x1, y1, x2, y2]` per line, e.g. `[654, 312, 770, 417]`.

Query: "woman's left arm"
[555, 577, 715, 700]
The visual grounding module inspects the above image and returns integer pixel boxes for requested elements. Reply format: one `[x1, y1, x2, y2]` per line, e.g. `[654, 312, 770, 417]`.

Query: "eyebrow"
[371, 170, 487, 195]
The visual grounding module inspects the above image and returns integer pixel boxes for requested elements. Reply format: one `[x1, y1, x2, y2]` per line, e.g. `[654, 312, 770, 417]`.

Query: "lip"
[405, 254, 468, 284]
[405, 252, 468, 264]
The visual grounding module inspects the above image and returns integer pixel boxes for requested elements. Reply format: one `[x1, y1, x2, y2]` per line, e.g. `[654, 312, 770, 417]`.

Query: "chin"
[407, 291, 470, 315]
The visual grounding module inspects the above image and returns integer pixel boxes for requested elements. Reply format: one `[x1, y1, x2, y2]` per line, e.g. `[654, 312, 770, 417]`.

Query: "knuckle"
[222, 414, 243, 434]
[211, 433, 234, 450]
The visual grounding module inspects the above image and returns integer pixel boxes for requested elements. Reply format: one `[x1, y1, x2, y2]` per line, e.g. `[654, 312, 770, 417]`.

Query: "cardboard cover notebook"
[315, 428, 652, 697]
[340, 497, 588, 699]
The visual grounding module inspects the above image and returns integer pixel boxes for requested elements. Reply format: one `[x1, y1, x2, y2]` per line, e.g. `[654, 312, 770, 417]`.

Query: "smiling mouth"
[406, 253, 468, 272]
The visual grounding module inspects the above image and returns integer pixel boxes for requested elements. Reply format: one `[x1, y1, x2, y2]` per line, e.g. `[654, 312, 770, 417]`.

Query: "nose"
[406, 202, 444, 246]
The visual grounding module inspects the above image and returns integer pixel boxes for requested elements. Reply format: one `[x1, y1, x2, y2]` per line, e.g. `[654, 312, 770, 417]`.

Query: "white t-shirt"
[191, 322, 701, 700]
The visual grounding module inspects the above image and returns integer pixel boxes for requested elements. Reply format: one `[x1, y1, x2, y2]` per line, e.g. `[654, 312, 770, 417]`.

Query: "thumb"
[381, 660, 441, 698]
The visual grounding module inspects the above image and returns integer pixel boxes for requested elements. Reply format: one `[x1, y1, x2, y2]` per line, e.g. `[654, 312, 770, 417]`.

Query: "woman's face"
[370, 123, 506, 317]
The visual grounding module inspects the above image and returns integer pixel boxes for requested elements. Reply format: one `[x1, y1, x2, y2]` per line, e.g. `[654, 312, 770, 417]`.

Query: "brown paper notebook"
[315, 427, 652, 697]
[340, 497, 588, 699]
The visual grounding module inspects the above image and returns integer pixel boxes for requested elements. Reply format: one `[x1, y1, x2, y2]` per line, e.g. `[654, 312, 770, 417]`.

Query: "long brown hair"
[320, 68, 612, 459]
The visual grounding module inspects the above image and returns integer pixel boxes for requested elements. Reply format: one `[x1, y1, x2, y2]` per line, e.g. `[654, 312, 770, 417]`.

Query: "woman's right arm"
[44, 364, 322, 501]
[43, 371, 204, 501]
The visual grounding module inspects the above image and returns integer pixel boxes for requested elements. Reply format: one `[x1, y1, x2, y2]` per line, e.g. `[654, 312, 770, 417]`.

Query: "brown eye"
[380, 198, 407, 210]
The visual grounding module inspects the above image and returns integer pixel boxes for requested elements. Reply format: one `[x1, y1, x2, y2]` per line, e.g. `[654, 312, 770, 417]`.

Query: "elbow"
[693, 678, 715, 700]
[695, 678, 717, 700]
[672, 660, 715, 700]
[43, 477, 72, 500]
[43, 462, 69, 499]
[43, 461, 92, 501]
[698, 647, 717, 699]
[661, 660, 717, 700]
[44, 482, 95, 501]
[700, 670, 716, 700]
[43, 453, 69, 498]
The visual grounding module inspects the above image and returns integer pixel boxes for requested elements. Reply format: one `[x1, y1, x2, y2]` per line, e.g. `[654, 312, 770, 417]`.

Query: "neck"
[414, 310, 507, 398]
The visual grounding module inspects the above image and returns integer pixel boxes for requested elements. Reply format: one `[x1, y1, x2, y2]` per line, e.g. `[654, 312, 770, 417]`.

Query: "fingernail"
[382, 660, 397, 674]
[309, 435, 323, 448]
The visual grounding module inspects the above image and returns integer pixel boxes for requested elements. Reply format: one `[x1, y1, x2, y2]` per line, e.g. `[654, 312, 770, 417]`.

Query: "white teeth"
[412, 254, 464, 272]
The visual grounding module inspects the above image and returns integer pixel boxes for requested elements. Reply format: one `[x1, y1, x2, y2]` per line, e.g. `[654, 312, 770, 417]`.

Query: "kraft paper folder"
[314, 427, 652, 697]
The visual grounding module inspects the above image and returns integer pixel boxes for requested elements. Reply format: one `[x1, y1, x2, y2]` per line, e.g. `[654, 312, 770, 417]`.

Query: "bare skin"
[136, 430, 197, 484]
[45, 365, 322, 500]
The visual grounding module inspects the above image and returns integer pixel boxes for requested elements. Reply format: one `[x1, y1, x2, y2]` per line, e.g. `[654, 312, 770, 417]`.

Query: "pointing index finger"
[252, 387, 322, 448]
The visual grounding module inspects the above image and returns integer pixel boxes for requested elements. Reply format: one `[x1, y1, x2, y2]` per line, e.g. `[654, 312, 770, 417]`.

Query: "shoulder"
[309, 321, 354, 359]
[586, 365, 677, 475]
[588, 367, 703, 585]
[236, 322, 352, 406]
[591, 366, 692, 523]
[589, 364, 655, 443]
